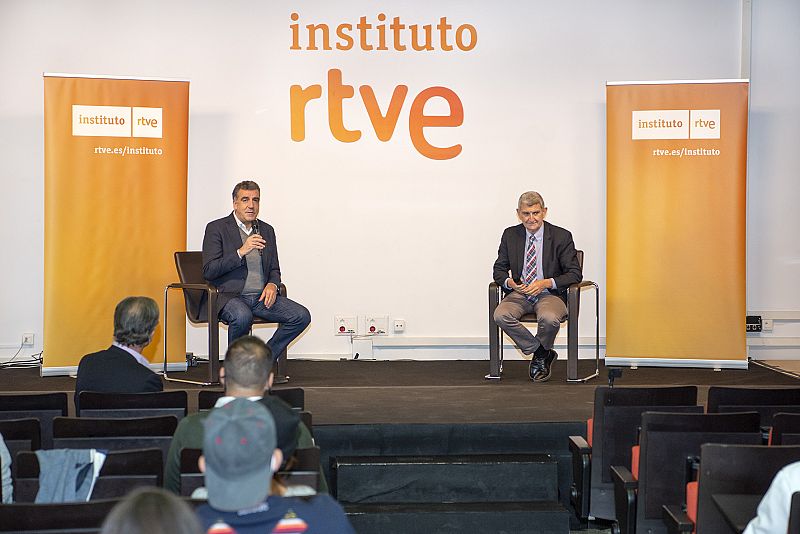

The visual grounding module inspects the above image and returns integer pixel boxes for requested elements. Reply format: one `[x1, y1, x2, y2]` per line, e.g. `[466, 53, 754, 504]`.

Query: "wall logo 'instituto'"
[72, 105, 162, 138]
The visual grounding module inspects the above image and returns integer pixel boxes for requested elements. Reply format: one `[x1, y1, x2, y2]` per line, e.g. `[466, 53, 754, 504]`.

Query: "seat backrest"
[271, 387, 305, 410]
[576, 249, 584, 269]
[635, 411, 762, 532]
[14, 448, 163, 502]
[0, 392, 68, 449]
[707, 387, 800, 426]
[695, 443, 800, 534]
[78, 390, 188, 420]
[593, 386, 699, 484]
[199, 388, 306, 412]
[52, 416, 178, 466]
[174, 251, 207, 323]
[197, 389, 224, 411]
[589, 386, 700, 521]
[771, 413, 800, 445]
[0, 418, 41, 464]
[0, 498, 119, 533]
[179, 447, 204, 497]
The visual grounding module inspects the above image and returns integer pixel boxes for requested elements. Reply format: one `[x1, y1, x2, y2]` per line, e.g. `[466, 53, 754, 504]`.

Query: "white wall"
[0, 0, 796, 364]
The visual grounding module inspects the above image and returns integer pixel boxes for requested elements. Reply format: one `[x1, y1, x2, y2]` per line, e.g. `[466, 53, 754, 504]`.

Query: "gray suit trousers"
[493, 292, 567, 356]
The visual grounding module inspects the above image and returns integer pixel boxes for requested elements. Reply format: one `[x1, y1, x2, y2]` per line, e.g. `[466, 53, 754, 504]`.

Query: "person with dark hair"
[493, 191, 582, 382]
[201, 181, 310, 377]
[100, 487, 202, 534]
[196, 399, 354, 533]
[74, 296, 163, 411]
[164, 336, 319, 495]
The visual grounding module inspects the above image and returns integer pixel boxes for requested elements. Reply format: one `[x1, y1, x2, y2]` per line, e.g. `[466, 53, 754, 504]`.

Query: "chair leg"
[162, 285, 220, 386]
[566, 282, 600, 383]
[273, 348, 289, 385]
[486, 283, 502, 380]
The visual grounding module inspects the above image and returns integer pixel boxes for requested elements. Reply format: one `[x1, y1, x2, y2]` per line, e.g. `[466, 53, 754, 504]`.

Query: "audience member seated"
[100, 487, 202, 534]
[75, 296, 163, 411]
[744, 460, 800, 534]
[164, 336, 314, 494]
[195, 398, 354, 533]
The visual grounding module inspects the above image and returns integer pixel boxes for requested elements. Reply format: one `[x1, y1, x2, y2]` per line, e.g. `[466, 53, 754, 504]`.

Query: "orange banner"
[43, 74, 188, 373]
[606, 80, 748, 367]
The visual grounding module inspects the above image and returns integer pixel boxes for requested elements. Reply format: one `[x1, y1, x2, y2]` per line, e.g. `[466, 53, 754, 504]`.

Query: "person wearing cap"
[164, 336, 319, 494]
[196, 398, 355, 533]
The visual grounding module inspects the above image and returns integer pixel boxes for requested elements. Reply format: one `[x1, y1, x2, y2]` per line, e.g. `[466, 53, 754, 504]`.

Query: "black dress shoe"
[528, 357, 543, 380]
[532, 349, 557, 382]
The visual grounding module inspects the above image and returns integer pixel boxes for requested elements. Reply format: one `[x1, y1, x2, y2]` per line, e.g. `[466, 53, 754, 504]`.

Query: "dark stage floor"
[1, 359, 797, 424]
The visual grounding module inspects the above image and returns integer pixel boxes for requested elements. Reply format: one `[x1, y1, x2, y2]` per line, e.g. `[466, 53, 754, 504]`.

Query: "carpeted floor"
[1, 359, 797, 424]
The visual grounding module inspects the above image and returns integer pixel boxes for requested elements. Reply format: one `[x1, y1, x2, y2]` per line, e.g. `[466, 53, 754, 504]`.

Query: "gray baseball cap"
[202, 398, 276, 511]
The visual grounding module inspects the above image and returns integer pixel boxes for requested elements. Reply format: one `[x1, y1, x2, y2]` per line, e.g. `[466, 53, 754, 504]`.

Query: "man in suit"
[202, 181, 311, 368]
[493, 191, 582, 382]
[74, 296, 163, 411]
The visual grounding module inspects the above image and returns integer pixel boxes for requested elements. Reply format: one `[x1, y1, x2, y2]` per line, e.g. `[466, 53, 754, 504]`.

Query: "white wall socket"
[22, 333, 34, 346]
[762, 318, 774, 331]
[393, 318, 406, 333]
[364, 315, 389, 335]
[334, 315, 357, 335]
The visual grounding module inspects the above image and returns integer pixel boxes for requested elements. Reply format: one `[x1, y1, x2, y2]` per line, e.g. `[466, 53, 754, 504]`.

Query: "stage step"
[315, 421, 584, 528]
[332, 454, 558, 503]
[345, 501, 570, 534]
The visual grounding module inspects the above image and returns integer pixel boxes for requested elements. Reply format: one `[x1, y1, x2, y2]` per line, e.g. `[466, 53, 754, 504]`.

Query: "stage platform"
[2, 359, 797, 422]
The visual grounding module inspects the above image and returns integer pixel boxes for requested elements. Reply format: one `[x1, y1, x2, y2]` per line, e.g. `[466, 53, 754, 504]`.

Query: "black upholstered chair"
[611, 411, 763, 534]
[163, 251, 289, 386]
[770, 412, 800, 445]
[663, 443, 800, 534]
[77, 390, 188, 420]
[487, 249, 599, 382]
[198, 387, 305, 411]
[52, 415, 177, 466]
[0, 392, 68, 449]
[707, 387, 800, 427]
[14, 448, 163, 502]
[0, 498, 119, 533]
[0, 418, 41, 462]
[569, 386, 700, 522]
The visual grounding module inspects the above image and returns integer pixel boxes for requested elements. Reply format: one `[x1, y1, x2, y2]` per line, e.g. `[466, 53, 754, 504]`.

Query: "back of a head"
[113, 296, 159, 347]
[223, 335, 274, 390]
[100, 487, 202, 534]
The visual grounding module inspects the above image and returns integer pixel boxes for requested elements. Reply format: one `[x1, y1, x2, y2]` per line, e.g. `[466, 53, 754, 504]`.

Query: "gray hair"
[232, 180, 260, 200]
[518, 191, 546, 209]
[223, 335, 274, 389]
[100, 487, 202, 534]
[113, 297, 159, 347]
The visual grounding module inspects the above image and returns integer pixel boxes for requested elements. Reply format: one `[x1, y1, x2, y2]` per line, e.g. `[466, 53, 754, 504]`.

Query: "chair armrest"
[569, 435, 591, 454]
[611, 465, 638, 534]
[662, 505, 694, 534]
[567, 280, 598, 291]
[569, 435, 592, 520]
[166, 282, 218, 293]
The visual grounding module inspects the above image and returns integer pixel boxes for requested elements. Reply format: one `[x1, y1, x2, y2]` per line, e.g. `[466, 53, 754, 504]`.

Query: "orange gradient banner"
[43, 74, 188, 373]
[606, 80, 748, 366]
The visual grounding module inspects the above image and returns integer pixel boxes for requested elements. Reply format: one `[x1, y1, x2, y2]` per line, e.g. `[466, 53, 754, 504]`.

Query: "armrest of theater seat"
[569, 435, 592, 521]
[611, 465, 638, 534]
[662, 505, 694, 534]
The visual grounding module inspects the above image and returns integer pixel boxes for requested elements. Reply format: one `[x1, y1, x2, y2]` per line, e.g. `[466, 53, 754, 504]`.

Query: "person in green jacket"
[164, 336, 322, 494]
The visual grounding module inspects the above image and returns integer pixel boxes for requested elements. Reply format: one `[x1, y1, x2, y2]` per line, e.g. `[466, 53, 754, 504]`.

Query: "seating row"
[569, 385, 800, 534]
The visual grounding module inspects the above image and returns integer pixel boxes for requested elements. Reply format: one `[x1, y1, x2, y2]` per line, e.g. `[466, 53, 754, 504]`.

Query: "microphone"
[252, 221, 262, 256]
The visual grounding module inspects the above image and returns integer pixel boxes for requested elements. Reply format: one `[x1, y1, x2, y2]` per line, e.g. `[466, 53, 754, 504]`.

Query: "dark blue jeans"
[219, 293, 311, 360]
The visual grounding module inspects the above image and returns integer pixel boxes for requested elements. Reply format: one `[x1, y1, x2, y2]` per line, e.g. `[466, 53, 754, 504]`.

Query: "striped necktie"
[523, 234, 537, 285]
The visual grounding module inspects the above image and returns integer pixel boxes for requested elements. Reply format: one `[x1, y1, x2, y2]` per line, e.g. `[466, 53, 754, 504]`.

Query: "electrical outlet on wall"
[22, 333, 34, 346]
[364, 315, 389, 335]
